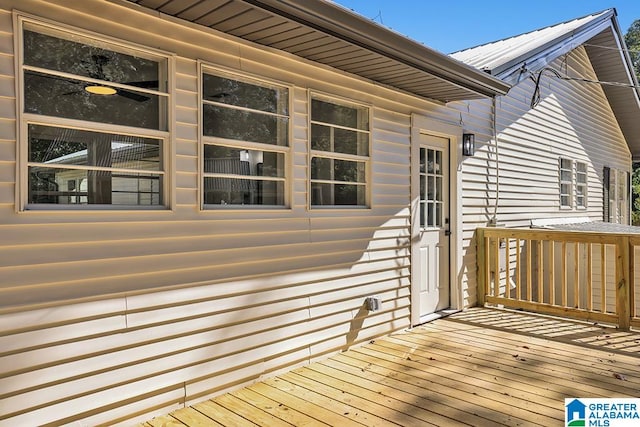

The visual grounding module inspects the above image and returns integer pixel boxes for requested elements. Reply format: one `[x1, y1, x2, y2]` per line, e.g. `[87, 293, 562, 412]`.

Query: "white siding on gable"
[0, 0, 452, 425]
[453, 46, 632, 306]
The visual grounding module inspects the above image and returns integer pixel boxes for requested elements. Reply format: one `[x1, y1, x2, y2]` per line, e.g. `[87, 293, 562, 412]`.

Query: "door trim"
[410, 114, 463, 326]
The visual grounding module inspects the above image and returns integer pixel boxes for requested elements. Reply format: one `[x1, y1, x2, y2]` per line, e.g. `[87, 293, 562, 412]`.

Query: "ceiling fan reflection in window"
[63, 54, 159, 102]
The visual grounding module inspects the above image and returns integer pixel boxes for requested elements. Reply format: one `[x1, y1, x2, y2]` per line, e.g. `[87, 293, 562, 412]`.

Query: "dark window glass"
[23, 28, 167, 130]
[28, 124, 162, 205]
[29, 167, 161, 205]
[204, 177, 284, 206]
[202, 104, 288, 146]
[311, 98, 368, 130]
[25, 71, 164, 130]
[24, 29, 163, 91]
[203, 74, 287, 115]
[311, 158, 366, 183]
[310, 182, 366, 206]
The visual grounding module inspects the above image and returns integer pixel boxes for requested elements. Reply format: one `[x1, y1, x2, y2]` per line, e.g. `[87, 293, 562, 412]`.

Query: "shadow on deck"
[141, 307, 640, 426]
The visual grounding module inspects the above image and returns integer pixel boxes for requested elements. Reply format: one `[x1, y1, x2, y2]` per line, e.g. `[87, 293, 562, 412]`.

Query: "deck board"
[144, 308, 640, 426]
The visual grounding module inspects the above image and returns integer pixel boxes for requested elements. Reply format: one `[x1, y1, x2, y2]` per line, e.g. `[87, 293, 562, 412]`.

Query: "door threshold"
[418, 309, 460, 325]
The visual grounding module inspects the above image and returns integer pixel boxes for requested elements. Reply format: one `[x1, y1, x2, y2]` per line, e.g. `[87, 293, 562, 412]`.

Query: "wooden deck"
[141, 307, 640, 426]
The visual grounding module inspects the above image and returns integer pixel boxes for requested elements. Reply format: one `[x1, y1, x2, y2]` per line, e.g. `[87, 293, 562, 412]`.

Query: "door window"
[420, 147, 444, 228]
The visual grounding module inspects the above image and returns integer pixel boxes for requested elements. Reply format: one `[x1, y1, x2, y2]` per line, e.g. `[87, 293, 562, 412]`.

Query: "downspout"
[490, 96, 500, 226]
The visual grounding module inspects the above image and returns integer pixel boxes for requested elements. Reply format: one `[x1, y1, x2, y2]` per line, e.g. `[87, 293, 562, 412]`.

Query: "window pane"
[204, 145, 284, 178]
[420, 201, 426, 227]
[25, 71, 165, 130]
[311, 98, 368, 130]
[560, 169, 572, 181]
[420, 148, 426, 173]
[310, 124, 331, 151]
[427, 201, 434, 227]
[334, 128, 369, 156]
[427, 176, 435, 200]
[310, 182, 366, 206]
[202, 104, 288, 146]
[202, 74, 288, 115]
[204, 177, 284, 206]
[29, 167, 161, 205]
[24, 29, 164, 91]
[576, 183, 586, 207]
[311, 158, 366, 183]
[29, 125, 161, 170]
[427, 149, 435, 174]
[577, 173, 587, 184]
[560, 158, 572, 169]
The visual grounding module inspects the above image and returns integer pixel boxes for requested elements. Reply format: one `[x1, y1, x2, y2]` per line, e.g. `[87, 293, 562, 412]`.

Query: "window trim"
[15, 14, 174, 211]
[559, 157, 589, 211]
[575, 161, 588, 210]
[308, 91, 371, 209]
[559, 157, 573, 209]
[198, 62, 292, 210]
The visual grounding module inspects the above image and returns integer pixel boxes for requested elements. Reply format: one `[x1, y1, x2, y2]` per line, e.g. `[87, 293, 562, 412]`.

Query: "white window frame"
[16, 15, 172, 211]
[575, 161, 588, 209]
[559, 157, 573, 209]
[199, 63, 291, 210]
[559, 157, 589, 210]
[308, 92, 371, 209]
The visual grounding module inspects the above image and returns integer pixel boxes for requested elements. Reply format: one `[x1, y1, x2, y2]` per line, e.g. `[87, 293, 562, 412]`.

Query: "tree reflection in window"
[28, 125, 162, 205]
[310, 96, 369, 207]
[201, 71, 289, 207]
[22, 21, 169, 207]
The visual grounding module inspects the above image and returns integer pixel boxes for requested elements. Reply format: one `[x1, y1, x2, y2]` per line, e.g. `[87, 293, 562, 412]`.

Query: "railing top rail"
[479, 227, 638, 245]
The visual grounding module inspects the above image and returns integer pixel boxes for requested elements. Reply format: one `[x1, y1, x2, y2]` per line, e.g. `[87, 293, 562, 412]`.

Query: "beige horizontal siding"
[0, 0, 446, 424]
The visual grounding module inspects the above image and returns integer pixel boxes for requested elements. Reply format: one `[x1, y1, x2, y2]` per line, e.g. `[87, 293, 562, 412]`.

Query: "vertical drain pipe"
[491, 96, 500, 226]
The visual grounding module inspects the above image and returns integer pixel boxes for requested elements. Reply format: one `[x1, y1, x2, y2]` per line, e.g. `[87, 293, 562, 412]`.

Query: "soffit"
[585, 28, 640, 159]
[124, 0, 509, 102]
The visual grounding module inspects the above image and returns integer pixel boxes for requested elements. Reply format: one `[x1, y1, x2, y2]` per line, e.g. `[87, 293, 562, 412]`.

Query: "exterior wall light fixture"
[462, 133, 475, 156]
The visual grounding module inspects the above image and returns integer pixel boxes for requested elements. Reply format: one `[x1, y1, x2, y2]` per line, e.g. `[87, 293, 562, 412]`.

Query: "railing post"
[630, 239, 636, 320]
[615, 236, 630, 331]
[477, 228, 486, 306]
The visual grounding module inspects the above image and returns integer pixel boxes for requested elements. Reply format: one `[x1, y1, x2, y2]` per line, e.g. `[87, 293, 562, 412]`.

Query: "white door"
[417, 134, 450, 317]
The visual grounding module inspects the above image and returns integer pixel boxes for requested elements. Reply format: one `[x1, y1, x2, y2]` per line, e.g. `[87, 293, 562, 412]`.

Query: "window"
[604, 167, 629, 224]
[20, 19, 169, 208]
[309, 95, 370, 207]
[420, 147, 444, 227]
[559, 158, 573, 208]
[575, 161, 588, 209]
[559, 158, 588, 209]
[201, 69, 289, 207]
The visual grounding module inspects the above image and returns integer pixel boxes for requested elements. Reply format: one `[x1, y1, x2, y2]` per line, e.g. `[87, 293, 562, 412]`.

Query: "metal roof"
[124, 0, 509, 102]
[451, 10, 612, 81]
[451, 9, 640, 159]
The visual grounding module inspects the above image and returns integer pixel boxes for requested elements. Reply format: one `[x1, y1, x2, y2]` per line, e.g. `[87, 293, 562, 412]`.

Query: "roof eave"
[492, 9, 616, 82]
[238, 0, 511, 98]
